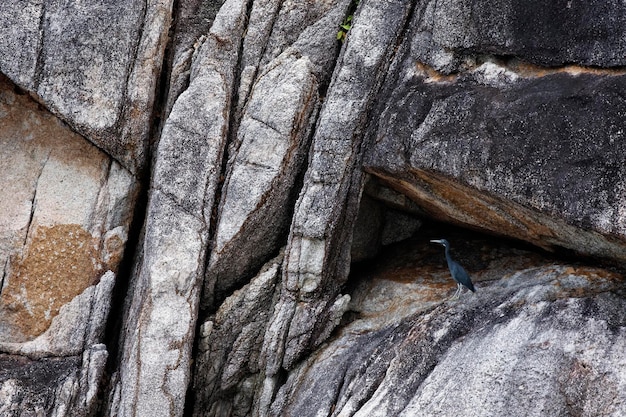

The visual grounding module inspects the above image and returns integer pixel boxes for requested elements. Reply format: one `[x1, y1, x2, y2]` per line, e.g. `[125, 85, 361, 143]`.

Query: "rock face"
[0, 72, 136, 414]
[1, 0, 626, 417]
[273, 238, 626, 417]
[0, 0, 173, 173]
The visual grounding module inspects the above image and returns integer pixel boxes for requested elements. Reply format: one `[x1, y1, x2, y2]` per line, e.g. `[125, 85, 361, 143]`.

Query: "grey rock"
[236, 0, 349, 118]
[270, 240, 626, 417]
[380, 211, 422, 247]
[203, 50, 319, 308]
[351, 194, 385, 262]
[0, 344, 108, 417]
[351, 184, 423, 262]
[193, 254, 282, 417]
[429, 0, 626, 68]
[0, 0, 174, 173]
[110, 0, 249, 415]
[266, 0, 415, 376]
[162, 0, 225, 118]
[5, 0, 626, 417]
[364, 62, 626, 260]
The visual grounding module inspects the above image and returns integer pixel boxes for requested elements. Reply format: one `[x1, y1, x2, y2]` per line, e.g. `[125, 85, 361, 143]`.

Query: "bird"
[430, 239, 475, 299]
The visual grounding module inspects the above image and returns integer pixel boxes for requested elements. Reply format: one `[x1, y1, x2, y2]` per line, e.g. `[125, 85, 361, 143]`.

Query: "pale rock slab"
[204, 51, 319, 307]
[0, 75, 137, 345]
[110, 0, 250, 415]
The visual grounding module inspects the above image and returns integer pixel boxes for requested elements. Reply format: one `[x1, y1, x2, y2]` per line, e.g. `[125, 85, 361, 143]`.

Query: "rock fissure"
[115, 0, 150, 137]
[32, 1, 46, 91]
[21, 153, 47, 249]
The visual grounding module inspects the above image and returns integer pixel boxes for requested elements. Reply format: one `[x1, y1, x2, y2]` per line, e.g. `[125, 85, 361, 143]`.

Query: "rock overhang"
[363, 59, 626, 262]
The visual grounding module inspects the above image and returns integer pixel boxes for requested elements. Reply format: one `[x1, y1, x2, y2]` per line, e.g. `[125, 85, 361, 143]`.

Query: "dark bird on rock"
[430, 239, 475, 298]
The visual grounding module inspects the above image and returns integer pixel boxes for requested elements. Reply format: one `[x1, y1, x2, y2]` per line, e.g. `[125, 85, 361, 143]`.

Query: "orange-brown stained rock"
[0, 224, 102, 341]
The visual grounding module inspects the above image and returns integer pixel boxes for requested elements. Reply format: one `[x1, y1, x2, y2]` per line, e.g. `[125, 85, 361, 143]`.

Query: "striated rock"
[264, 0, 415, 379]
[0, 0, 174, 173]
[0, 344, 108, 417]
[109, 0, 249, 415]
[4, 0, 626, 416]
[193, 254, 282, 417]
[363, 0, 626, 261]
[364, 62, 626, 260]
[203, 51, 319, 307]
[162, 0, 225, 118]
[270, 238, 626, 417]
[236, 0, 349, 118]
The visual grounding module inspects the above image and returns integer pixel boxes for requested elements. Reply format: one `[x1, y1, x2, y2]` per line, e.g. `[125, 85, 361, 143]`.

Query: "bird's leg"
[451, 283, 461, 300]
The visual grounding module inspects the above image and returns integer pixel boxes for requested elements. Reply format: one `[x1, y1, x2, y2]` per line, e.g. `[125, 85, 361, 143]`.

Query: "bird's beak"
[430, 239, 443, 244]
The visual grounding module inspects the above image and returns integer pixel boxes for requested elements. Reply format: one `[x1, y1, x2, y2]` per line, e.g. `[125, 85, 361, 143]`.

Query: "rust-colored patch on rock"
[0, 224, 102, 341]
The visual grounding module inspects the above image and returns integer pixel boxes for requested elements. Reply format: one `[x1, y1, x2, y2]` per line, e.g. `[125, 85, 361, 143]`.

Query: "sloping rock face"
[273, 238, 626, 417]
[360, 0, 626, 261]
[0, 0, 173, 173]
[1, 0, 626, 417]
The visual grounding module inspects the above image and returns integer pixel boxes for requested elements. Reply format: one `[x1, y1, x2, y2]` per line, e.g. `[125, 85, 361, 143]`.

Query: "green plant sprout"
[337, 0, 359, 43]
[337, 14, 353, 43]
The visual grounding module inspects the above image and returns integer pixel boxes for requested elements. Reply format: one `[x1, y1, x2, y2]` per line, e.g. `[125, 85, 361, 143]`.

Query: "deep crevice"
[32, 1, 47, 90]
[149, 0, 182, 156]
[96, 182, 149, 417]
[21, 153, 48, 248]
[96, 1, 180, 415]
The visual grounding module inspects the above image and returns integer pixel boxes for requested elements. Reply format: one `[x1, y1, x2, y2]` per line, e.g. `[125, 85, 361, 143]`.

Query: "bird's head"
[430, 239, 449, 248]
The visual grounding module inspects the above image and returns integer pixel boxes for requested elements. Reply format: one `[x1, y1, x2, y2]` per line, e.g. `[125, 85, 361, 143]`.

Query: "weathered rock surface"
[426, 0, 626, 68]
[109, 0, 249, 415]
[271, 238, 626, 417]
[364, 66, 626, 260]
[0, 345, 108, 417]
[2, 0, 626, 416]
[203, 50, 319, 308]
[0, 72, 134, 414]
[162, 0, 225, 118]
[194, 254, 282, 417]
[0, 0, 174, 173]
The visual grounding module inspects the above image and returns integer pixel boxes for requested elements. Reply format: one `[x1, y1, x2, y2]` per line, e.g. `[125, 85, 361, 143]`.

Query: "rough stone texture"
[427, 0, 626, 68]
[236, 0, 349, 118]
[0, 345, 108, 417]
[4, 0, 626, 416]
[0, 75, 136, 345]
[0, 0, 174, 173]
[193, 254, 282, 417]
[0, 272, 115, 359]
[270, 238, 626, 417]
[0, 67, 134, 417]
[162, 0, 225, 118]
[108, 0, 249, 415]
[203, 51, 319, 307]
[262, 0, 415, 380]
[364, 61, 626, 260]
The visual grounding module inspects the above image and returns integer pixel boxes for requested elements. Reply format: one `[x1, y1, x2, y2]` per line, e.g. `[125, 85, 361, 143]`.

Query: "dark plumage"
[430, 239, 475, 298]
